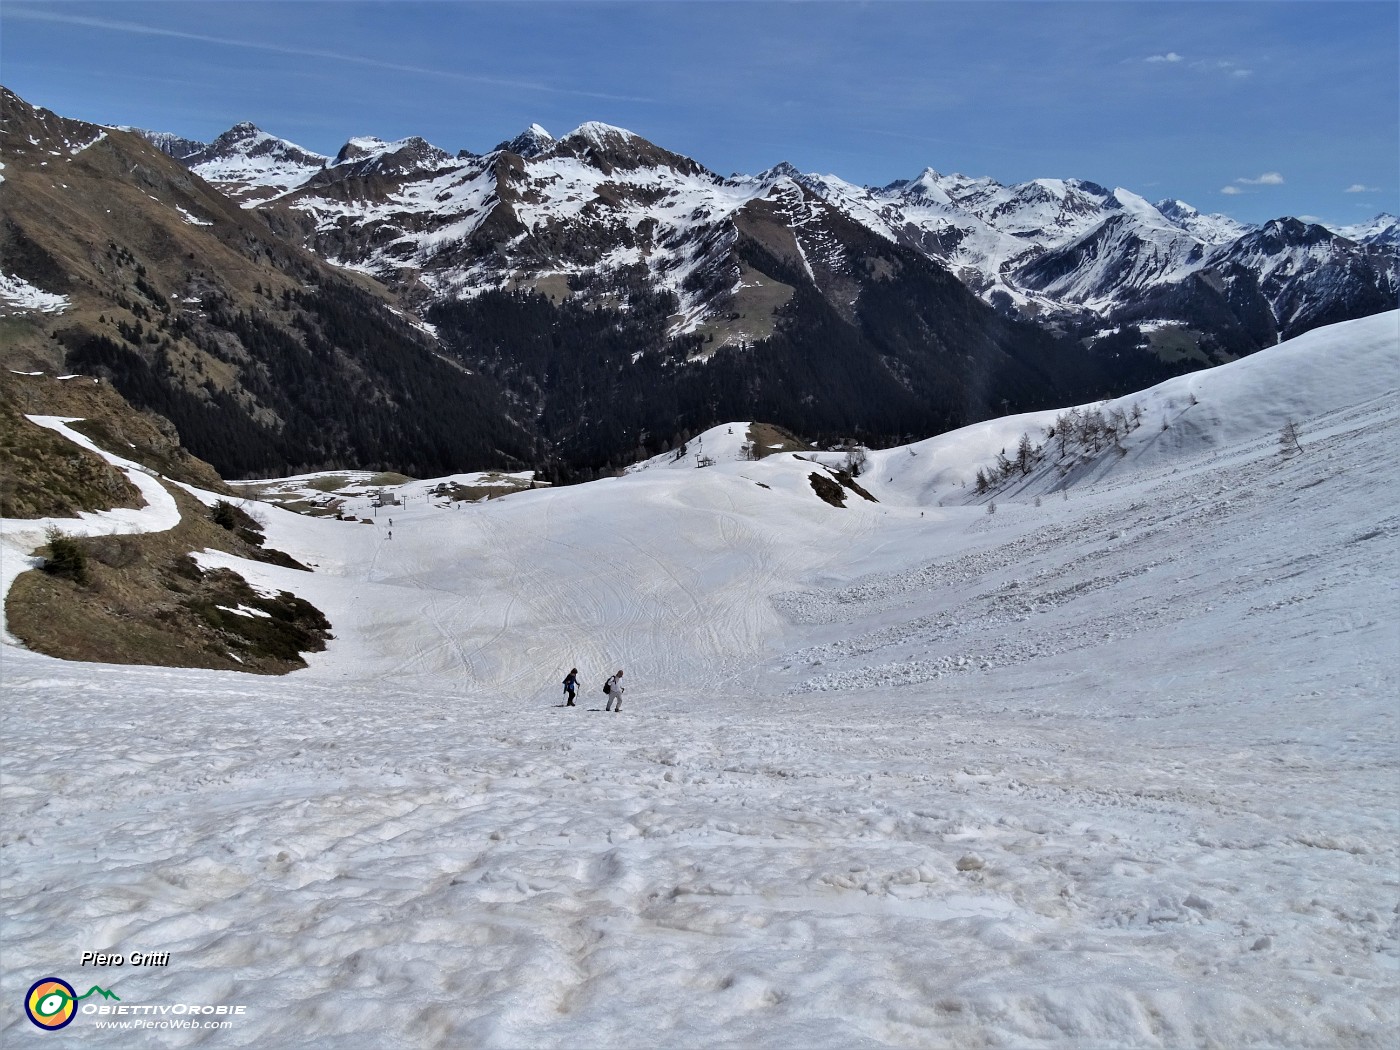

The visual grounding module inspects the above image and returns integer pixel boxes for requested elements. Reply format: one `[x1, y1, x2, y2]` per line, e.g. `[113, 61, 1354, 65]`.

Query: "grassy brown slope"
[691, 263, 794, 354]
[745, 422, 809, 460]
[0, 370, 229, 494]
[0, 89, 529, 482]
[0, 393, 143, 518]
[7, 485, 329, 674]
[0, 88, 317, 463]
[0, 92, 302, 373]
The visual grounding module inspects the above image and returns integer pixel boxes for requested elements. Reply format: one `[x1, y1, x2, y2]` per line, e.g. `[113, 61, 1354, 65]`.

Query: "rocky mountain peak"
[1157, 198, 1200, 221]
[1155, 198, 1251, 244]
[1363, 215, 1400, 247]
[546, 122, 710, 178]
[1333, 213, 1400, 247]
[757, 161, 803, 183]
[203, 122, 271, 154]
[561, 121, 639, 148]
[334, 136, 384, 164]
[192, 123, 326, 167]
[1254, 217, 1339, 250]
[895, 168, 952, 203]
[495, 124, 555, 158]
[131, 129, 208, 162]
[331, 135, 452, 171]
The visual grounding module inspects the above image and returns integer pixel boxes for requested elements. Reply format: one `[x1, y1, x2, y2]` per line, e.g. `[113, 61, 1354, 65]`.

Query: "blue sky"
[3, 1, 1396, 226]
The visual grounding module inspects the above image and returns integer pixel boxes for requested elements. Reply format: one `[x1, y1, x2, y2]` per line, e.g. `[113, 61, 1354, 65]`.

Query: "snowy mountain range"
[141, 118, 1399, 354]
[2, 84, 1394, 482]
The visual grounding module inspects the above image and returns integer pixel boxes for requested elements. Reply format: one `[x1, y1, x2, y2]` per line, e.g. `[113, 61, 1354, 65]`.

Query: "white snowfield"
[2, 313, 1397, 1047]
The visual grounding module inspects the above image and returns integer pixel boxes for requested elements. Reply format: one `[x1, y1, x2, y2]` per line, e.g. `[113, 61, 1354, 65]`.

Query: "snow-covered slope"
[1333, 212, 1400, 247]
[858, 309, 1400, 512]
[317, 135, 459, 181]
[286, 121, 762, 324]
[1011, 209, 1203, 310]
[2, 314, 1397, 1046]
[177, 122, 330, 206]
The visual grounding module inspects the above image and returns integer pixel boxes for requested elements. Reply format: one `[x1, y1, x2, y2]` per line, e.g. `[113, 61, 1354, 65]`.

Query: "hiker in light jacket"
[604, 669, 625, 712]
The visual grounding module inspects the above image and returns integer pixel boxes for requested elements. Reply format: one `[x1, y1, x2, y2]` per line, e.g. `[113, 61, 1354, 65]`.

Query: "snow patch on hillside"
[0, 273, 70, 314]
[175, 205, 213, 226]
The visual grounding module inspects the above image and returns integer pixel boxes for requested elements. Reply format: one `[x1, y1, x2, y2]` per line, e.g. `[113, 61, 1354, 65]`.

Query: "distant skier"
[562, 668, 579, 706]
[604, 669, 625, 712]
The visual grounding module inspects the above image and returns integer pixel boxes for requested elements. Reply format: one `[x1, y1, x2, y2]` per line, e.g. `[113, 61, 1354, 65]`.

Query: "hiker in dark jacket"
[604, 670, 625, 712]
[562, 668, 579, 706]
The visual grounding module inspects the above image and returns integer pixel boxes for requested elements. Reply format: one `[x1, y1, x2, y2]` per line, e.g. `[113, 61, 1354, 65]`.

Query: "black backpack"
[603, 678, 612, 694]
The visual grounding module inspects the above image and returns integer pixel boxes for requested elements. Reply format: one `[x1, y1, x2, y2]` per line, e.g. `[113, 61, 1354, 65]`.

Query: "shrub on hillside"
[210, 499, 267, 547]
[211, 499, 239, 530]
[43, 528, 90, 585]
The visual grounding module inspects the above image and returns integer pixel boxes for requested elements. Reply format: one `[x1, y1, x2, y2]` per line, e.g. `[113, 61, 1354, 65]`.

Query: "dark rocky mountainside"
[1, 88, 534, 480]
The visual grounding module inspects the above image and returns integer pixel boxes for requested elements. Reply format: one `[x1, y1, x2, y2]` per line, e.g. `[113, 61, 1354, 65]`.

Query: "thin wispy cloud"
[5, 6, 655, 104]
[1237, 172, 1285, 186]
[1206, 60, 1254, 79]
[1143, 52, 1251, 78]
[1220, 185, 1245, 196]
[1344, 184, 1379, 193]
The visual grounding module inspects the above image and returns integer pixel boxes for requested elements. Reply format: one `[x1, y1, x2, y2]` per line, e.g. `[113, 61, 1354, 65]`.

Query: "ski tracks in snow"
[779, 395, 1400, 701]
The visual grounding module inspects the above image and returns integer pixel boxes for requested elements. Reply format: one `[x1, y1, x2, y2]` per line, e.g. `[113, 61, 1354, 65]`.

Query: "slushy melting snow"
[2, 313, 1397, 1047]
